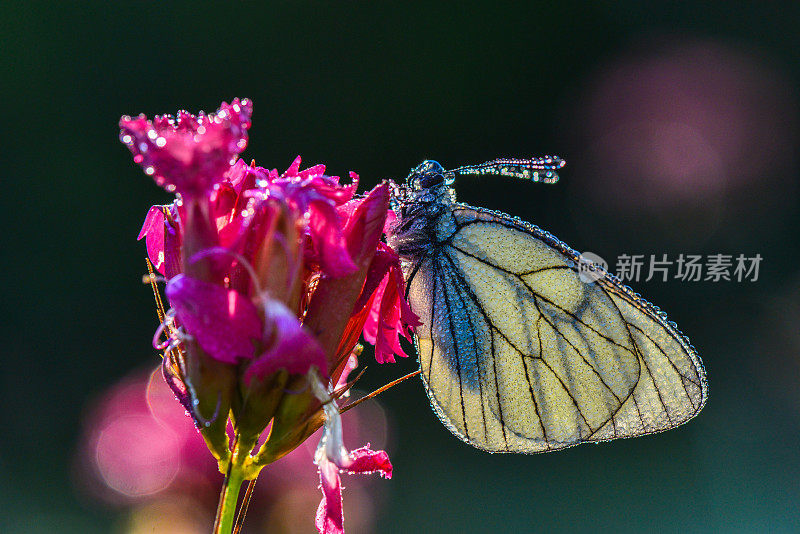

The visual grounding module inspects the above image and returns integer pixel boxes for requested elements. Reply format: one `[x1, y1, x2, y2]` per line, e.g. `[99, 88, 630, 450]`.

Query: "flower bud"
[181, 340, 235, 466]
[304, 183, 389, 377]
[250, 375, 325, 466]
[233, 368, 288, 448]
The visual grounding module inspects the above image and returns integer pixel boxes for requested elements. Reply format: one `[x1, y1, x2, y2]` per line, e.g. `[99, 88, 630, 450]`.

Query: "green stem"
[214, 462, 245, 534]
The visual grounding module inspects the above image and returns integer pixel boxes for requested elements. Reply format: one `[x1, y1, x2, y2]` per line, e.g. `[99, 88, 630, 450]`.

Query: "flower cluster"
[120, 99, 419, 533]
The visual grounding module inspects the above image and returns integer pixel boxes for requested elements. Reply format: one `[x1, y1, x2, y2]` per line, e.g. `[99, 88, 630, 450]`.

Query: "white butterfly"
[388, 158, 707, 453]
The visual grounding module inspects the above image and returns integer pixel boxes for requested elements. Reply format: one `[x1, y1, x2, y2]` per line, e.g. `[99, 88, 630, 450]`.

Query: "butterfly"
[387, 157, 707, 453]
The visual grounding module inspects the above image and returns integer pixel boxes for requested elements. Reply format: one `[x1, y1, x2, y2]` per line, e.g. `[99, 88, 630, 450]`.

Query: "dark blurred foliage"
[1, 1, 799, 532]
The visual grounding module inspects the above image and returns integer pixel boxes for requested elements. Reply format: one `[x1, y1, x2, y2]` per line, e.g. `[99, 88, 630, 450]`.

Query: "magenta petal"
[138, 205, 163, 241]
[333, 353, 359, 392]
[137, 204, 183, 278]
[315, 444, 392, 534]
[363, 276, 401, 363]
[119, 98, 252, 196]
[162, 204, 183, 279]
[138, 206, 166, 273]
[284, 155, 302, 177]
[387, 256, 420, 328]
[244, 301, 327, 383]
[211, 182, 237, 216]
[316, 457, 344, 534]
[383, 208, 397, 234]
[309, 200, 357, 277]
[309, 173, 357, 205]
[299, 163, 326, 179]
[226, 159, 248, 188]
[345, 171, 360, 200]
[362, 244, 421, 363]
[352, 248, 395, 313]
[165, 274, 261, 363]
[364, 275, 407, 363]
[341, 445, 393, 478]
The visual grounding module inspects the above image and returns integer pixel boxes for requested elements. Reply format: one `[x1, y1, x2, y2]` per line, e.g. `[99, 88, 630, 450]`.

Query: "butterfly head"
[406, 160, 455, 191]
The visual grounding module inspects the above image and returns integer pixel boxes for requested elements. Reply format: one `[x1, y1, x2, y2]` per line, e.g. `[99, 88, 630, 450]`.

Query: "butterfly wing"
[403, 205, 707, 453]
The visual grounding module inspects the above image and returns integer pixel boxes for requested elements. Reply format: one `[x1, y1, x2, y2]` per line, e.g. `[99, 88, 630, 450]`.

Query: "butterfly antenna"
[331, 366, 368, 400]
[450, 156, 565, 184]
[340, 369, 422, 414]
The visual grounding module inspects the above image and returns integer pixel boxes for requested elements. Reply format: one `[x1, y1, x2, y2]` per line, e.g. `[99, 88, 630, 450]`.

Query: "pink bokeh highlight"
[75, 368, 390, 531]
[566, 37, 797, 210]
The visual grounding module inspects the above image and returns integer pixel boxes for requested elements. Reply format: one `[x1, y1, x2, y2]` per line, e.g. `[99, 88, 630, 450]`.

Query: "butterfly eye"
[419, 172, 445, 189]
[408, 160, 447, 190]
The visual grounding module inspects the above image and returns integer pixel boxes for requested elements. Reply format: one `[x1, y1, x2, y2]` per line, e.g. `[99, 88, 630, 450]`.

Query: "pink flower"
[122, 99, 418, 534]
[310, 370, 392, 534]
[246, 156, 361, 278]
[316, 446, 392, 534]
[120, 98, 252, 196]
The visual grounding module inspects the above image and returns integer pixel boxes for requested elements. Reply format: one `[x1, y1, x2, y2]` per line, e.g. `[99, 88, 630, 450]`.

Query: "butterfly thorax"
[388, 160, 456, 260]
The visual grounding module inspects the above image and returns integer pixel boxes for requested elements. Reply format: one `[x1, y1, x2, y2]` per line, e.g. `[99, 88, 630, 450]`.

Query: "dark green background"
[2, 2, 800, 532]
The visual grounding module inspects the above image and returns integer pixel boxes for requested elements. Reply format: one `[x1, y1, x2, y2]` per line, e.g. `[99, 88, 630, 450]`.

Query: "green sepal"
[248, 375, 325, 467]
[183, 340, 236, 467]
[234, 369, 289, 445]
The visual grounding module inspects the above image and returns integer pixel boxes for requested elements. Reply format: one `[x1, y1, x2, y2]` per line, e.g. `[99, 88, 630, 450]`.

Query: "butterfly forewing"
[403, 204, 707, 453]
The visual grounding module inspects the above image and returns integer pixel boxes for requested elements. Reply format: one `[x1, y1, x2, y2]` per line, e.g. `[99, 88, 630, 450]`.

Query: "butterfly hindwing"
[403, 205, 707, 453]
